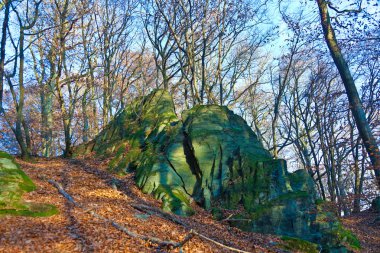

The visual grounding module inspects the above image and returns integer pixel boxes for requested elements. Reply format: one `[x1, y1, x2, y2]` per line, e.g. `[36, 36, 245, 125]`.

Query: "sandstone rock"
[75, 89, 359, 251]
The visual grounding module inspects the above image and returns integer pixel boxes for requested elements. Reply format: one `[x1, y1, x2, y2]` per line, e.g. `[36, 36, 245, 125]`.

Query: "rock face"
[0, 151, 57, 217]
[75, 89, 359, 251]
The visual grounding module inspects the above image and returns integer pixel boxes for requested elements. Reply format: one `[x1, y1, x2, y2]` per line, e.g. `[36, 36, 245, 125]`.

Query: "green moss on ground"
[0, 203, 58, 217]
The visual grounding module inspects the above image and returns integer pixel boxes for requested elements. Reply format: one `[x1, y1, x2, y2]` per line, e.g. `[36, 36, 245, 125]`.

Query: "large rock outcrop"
[75, 89, 359, 251]
[0, 151, 57, 217]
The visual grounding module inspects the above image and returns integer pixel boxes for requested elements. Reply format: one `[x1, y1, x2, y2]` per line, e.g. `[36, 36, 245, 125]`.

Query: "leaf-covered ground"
[341, 210, 380, 252]
[0, 157, 379, 252]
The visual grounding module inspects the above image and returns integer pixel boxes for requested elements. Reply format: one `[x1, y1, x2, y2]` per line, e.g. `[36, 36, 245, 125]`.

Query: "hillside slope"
[1, 157, 379, 252]
[1, 157, 281, 253]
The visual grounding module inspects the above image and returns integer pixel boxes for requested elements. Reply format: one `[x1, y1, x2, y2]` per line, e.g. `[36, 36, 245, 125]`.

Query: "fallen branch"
[48, 179, 78, 206]
[225, 218, 253, 222]
[48, 179, 187, 248]
[131, 204, 254, 253]
[222, 214, 234, 221]
[191, 230, 253, 253]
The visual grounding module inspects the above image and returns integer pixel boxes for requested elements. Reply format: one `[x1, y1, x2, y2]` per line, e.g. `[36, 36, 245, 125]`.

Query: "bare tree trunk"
[17, 28, 29, 159]
[316, 0, 380, 188]
[53, 0, 73, 157]
[353, 143, 361, 213]
[41, 88, 53, 157]
[21, 117, 32, 154]
[91, 85, 98, 136]
[0, 0, 10, 110]
[82, 81, 90, 143]
[216, 0, 227, 105]
[31, 35, 52, 157]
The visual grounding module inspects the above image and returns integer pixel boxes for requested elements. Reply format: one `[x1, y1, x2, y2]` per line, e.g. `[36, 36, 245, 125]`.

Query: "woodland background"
[0, 0, 379, 216]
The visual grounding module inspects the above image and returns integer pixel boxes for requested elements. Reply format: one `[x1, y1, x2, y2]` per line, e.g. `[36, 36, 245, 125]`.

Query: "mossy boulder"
[75, 89, 358, 251]
[0, 151, 57, 217]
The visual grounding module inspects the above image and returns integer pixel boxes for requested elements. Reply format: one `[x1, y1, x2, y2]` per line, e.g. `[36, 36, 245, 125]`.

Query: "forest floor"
[0, 157, 379, 253]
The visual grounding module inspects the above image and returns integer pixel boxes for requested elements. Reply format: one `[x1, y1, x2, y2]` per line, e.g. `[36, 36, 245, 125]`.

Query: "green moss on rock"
[280, 236, 320, 253]
[0, 156, 36, 207]
[313, 201, 360, 251]
[0, 152, 58, 217]
[333, 224, 361, 250]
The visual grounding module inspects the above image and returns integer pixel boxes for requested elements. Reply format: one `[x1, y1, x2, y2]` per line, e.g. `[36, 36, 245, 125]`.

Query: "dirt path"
[0, 158, 280, 253]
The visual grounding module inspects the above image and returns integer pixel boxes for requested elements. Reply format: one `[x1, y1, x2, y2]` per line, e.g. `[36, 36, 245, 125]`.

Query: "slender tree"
[0, 0, 11, 111]
[316, 0, 380, 188]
